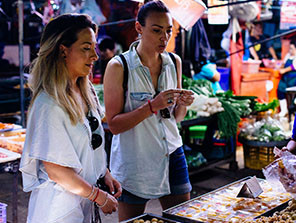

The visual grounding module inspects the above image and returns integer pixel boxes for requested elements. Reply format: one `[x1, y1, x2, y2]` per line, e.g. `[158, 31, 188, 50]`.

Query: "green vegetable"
[254, 99, 279, 112]
[182, 75, 214, 97]
[217, 99, 241, 139]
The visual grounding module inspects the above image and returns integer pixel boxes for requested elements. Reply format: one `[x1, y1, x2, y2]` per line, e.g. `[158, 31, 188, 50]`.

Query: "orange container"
[260, 67, 281, 102]
[240, 71, 270, 101]
[242, 60, 261, 73]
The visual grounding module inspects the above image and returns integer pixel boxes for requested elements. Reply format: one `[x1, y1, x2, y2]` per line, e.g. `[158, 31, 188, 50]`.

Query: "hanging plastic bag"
[263, 150, 296, 194]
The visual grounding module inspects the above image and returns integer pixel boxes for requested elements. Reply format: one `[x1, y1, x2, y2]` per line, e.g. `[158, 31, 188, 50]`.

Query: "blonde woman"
[20, 14, 121, 223]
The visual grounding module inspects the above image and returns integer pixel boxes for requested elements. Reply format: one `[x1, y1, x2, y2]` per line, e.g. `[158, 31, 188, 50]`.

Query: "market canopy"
[161, 0, 207, 30]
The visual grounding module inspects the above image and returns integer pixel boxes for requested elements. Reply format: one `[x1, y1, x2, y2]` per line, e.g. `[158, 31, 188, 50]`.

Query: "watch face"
[160, 108, 171, 119]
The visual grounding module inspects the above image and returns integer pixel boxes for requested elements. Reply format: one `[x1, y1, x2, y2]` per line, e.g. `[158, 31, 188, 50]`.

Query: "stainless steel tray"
[121, 213, 181, 223]
[163, 176, 292, 223]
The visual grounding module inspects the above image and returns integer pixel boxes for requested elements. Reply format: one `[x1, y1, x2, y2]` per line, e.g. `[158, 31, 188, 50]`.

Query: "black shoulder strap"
[119, 54, 128, 110]
[168, 52, 177, 72]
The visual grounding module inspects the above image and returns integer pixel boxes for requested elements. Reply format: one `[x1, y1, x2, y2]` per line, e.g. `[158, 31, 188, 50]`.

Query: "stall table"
[180, 115, 238, 175]
[0, 154, 20, 223]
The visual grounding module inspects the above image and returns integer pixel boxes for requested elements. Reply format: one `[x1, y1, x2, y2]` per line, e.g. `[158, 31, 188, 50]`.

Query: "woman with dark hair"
[104, 1, 194, 221]
[20, 13, 121, 222]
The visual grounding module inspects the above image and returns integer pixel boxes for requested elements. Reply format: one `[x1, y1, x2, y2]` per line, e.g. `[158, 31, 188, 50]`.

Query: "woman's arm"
[279, 66, 292, 75]
[104, 58, 182, 134]
[269, 46, 278, 60]
[104, 58, 155, 134]
[287, 139, 296, 154]
[211, 70, 221, 82]
[173, 53, 194, 123]
[43, 161, 118, 214]
[249, 47, 259, 60]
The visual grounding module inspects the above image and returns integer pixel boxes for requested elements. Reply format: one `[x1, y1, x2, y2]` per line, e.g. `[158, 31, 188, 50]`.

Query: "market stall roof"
[131, 0, 207, 30]
[161, 0, 207, 30]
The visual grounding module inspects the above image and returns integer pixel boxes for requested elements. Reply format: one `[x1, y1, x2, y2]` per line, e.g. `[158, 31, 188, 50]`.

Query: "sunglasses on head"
[86, 113, 103, 150]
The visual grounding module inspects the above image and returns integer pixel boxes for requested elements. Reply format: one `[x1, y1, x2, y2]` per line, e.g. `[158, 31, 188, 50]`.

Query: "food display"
[0, 122, 14, 132]
[0, 127, 26, 154]
[163, 177, 292, 223]
[122, 213, 179, 223]
[0, 147, 21, 163]
[238, 199, 296, 222]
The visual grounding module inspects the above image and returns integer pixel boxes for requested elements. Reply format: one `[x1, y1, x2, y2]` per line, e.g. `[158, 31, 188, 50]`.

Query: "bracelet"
[98, 192, 108, 208]
[86, 185, 95, 199]
[148, 100, 157, 114]
[92, 188, 100, 202]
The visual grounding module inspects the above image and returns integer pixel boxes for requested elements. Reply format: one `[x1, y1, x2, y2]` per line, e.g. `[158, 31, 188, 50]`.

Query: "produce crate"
[238, 137, 289, 170]
[0, 202, 7, 223]
[121, 213, 180, 223]
[189, 125, 207, 140]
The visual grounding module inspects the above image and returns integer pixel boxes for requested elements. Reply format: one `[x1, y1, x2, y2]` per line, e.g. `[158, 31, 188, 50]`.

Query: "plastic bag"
[263, 150, 296, 194]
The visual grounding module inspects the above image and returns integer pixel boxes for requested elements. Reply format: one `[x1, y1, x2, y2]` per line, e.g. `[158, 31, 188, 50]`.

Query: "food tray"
[254, 200, 290, 219]
[121, 213, 180, 223]
[0, 147, 21, 163]
[163, 177, 292, 223]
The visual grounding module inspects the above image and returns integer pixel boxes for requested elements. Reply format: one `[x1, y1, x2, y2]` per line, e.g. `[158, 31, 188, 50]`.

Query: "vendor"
[193, 62, 223, 94]
[96, 36, 117, 83]
[249, 22, 278, 61]
[277, 40, 296, 117]
[280, 118, 296, 155]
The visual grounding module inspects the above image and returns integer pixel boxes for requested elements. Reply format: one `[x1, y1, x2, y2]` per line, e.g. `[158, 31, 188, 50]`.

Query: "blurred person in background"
[193, 62, 223, 94]
[249, 22, 278, 61]
[96, 36, 116, 83]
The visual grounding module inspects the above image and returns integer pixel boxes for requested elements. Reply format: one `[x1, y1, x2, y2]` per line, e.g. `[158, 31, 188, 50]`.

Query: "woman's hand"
[151, 89, 183, 111]
[95, 190, 118, 214]
[103, 170, 122, 199]
[176, 89, 194, 107]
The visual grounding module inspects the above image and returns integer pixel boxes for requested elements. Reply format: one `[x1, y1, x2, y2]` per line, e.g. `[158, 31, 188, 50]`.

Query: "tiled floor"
[0, 146, 263, 223]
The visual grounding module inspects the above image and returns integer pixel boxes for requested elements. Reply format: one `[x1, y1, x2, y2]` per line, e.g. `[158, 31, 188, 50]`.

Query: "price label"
[237, 176, 263, 198]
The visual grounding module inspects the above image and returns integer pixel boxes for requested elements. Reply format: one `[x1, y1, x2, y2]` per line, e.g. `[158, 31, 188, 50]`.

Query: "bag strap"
[119, 53, 176, 110]
[119, 54, 128, 111]
[168, 52, 177, 72]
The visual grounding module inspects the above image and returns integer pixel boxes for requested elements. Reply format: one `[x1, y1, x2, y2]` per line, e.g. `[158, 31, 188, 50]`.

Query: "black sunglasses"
[87, 113, 103, 150]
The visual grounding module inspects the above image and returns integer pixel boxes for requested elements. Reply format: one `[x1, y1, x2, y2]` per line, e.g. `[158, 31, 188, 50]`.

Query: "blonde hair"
[29, 13, 98, 125]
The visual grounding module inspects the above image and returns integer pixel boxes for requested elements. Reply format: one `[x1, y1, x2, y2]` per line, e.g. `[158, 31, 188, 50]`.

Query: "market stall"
[123, 175, 296, 223]
[0, 123, 25, 223]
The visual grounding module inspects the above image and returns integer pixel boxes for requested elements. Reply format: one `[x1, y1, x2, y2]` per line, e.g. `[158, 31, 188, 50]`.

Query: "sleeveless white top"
[110, 41, 183, 199]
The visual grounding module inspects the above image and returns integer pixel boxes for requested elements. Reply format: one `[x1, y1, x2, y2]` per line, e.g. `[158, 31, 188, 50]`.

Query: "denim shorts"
[118, 146, 192, 205]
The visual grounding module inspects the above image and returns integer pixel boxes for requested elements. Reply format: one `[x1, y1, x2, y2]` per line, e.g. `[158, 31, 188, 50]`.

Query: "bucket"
[217, 67, 230, 91]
